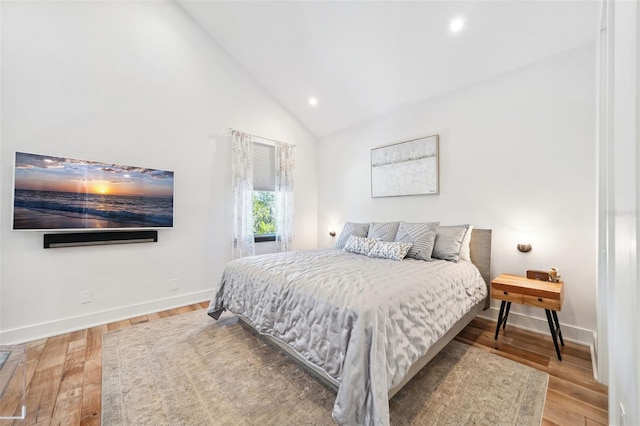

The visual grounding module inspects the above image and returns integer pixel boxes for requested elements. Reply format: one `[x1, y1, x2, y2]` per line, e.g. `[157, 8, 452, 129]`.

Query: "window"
[253, 142, 276, 242]
[253, 191, 275, 241]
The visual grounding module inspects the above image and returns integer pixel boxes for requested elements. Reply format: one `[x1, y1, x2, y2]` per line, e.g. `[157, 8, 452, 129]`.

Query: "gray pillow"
[335, 222, 370, 249]
[432, 225, 471, 262]
[394, 221, 439, 261]
[367, 222, 400, 241]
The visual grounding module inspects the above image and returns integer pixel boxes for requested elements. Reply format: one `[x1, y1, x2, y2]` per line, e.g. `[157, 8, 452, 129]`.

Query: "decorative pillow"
[335, 222, 370, 249]
[343, 235, 377, 256]
[432, 225, 471, 262]
[459, 225, 474, 262]
[367, 222, 400, 242]
[368, 240, 413, 261]
[394, 221, 439, 261]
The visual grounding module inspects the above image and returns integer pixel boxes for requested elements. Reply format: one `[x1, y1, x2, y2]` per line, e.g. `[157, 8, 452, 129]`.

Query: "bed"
[208, 228, 491, 426]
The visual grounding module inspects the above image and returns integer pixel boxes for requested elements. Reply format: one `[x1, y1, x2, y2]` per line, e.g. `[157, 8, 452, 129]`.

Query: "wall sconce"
[517, 243, 532, 253]
[328, 225, 336, 237]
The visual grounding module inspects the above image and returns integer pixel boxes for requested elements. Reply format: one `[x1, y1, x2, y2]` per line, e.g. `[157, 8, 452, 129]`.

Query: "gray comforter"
[208, 248, 487, 425]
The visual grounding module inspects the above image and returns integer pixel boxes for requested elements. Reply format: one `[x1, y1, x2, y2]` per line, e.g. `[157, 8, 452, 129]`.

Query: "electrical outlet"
[620, 403, 626, 426]
[80, 290, 92, 304]
[170, 278, 179, 292]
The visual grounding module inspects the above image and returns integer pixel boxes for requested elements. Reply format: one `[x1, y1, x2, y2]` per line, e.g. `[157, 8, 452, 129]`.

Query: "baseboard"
[590, 342, 599, 382]
[478, 306, 596, 347]
[479, 307, 599, 381]
[0, 290, 212, 345]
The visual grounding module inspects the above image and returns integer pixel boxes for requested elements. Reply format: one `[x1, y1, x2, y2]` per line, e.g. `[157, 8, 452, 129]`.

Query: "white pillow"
[368, 240, 413, 261]
[343, 235, 378, 256]
[459, 225, 474, 262]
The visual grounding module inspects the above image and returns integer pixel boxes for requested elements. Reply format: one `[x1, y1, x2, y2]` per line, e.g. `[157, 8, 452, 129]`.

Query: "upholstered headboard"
[469, 229, 492, 310]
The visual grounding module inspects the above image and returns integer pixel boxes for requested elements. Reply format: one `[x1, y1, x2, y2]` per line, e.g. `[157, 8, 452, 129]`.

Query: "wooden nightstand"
[491, 273, 565, 360]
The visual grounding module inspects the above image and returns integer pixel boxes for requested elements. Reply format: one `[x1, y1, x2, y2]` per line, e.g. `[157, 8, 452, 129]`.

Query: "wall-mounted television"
[12, 152, 174, 231]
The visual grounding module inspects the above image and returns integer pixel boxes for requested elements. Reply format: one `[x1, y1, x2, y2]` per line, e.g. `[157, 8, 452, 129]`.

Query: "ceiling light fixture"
[308, 97, 318, 107]
[450, 17, 464, 33]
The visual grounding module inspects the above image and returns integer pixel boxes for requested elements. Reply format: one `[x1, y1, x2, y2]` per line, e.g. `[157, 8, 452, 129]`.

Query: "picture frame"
[371, 134, 439, 197]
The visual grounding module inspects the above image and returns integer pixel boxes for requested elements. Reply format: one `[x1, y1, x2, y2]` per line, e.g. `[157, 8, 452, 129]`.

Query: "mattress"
[208, 248, 487, 425]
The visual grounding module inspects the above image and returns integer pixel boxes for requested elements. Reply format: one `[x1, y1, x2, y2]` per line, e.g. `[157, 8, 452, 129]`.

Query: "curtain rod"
[229, 128, 284, 145]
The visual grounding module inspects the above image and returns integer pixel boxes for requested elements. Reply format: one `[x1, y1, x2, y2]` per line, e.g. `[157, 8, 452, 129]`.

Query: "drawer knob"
[538, 297, 543, 302]
[503, 291, 508, 295]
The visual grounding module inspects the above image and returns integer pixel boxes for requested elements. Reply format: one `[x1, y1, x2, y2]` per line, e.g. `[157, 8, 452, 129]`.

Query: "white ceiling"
[177, 1, 600, 138]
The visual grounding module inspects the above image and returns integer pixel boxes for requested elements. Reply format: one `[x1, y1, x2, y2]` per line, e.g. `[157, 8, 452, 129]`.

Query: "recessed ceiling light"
[450, 17, 464, 33]
[308, 97, 318, 107]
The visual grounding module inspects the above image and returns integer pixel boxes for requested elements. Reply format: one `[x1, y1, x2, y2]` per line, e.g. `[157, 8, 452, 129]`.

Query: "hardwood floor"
[0, 303, 607, 425]
[455, 317, 608, 426]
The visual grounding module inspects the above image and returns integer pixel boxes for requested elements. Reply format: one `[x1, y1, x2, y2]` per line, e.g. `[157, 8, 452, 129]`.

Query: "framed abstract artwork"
[371, 134, 439, 197]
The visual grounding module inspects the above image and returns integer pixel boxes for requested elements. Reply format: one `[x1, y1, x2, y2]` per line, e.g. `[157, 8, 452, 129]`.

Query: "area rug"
[102, 310, 548, 425]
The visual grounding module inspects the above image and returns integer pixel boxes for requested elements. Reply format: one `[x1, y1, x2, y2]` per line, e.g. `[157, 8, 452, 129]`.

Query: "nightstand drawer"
[491, 288, 525, 304]
[521, 294, 561, 311]
[491, 284, 562, 311]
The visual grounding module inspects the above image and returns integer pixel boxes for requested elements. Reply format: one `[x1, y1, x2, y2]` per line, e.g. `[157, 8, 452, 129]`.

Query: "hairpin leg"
[495, 301, 507, 340]
[502, 302, 511, 329]
[552, 310, 564, 346]
[545, 309, 562, 360]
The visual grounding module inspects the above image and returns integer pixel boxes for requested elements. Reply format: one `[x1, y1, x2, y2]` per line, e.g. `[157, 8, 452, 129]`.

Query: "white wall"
[317, 44, 596, 345]
[602, 0, 640, 423]
[0, 1, 318, 344]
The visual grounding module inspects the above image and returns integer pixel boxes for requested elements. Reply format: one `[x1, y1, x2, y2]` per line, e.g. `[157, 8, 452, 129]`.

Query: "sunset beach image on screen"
[12, 152, 174, 230]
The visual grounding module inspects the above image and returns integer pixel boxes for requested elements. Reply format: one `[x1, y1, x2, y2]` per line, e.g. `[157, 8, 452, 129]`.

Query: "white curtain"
[231, 130, 255, 259]
[274, 141, 295, 252]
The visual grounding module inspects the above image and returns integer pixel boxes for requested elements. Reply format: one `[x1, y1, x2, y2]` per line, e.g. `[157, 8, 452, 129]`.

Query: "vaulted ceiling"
[177, 1, 600, 138]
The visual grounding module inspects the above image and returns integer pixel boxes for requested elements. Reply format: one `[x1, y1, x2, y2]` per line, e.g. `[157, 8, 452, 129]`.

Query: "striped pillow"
[335, 222, 370, 249]
[367, 222, 400, 241]
[394, 221, 440, 261]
